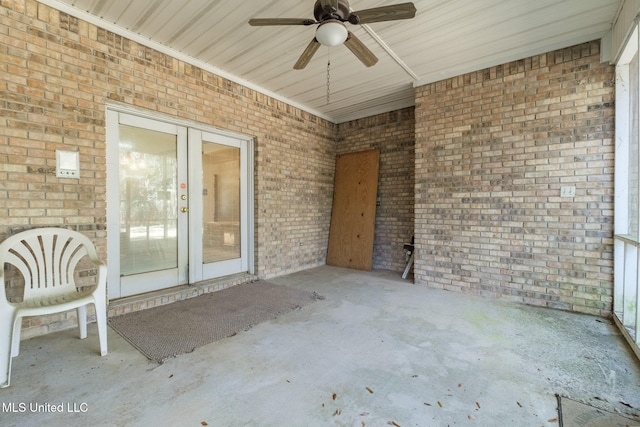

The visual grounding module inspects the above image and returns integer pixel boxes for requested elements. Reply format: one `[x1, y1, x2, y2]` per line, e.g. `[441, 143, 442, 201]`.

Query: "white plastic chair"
[0, 228, 108, 387]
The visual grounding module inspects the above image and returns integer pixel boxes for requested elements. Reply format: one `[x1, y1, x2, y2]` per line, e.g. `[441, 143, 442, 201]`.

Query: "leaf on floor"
[366, 387, 374, 394]
[620, 400, 634, 408]
[201, 422, 208, 426]
[333, 409, 342, 416]
[517, 401, 523, 407]
[387, 421, 401, 427]
[332, 393, 337, 400]
[437, 401, 443, 407]
[476, 401, 481, 409]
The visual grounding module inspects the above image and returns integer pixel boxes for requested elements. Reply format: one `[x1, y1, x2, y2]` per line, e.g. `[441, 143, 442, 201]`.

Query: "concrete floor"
[1, 266, 640, 427]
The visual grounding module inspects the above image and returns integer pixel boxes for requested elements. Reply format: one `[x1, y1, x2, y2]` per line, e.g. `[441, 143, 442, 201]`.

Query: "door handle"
[181, 207, 189, 213]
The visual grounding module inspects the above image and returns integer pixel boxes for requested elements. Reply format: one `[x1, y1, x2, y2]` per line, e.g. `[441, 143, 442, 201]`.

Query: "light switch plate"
[560, 186, 575, 197]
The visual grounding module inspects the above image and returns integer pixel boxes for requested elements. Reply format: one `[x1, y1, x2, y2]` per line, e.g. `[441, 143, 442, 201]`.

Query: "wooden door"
[326, 148, 380, 270]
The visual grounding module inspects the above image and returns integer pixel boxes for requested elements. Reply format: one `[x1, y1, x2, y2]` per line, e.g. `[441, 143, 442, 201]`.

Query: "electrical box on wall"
[56, 150, 80, 179]
[560, 186, 576, 197]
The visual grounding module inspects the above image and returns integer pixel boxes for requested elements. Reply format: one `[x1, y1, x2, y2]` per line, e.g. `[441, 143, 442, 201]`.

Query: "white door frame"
[187, 129, 251, 283]
[106, 103, 254, 300]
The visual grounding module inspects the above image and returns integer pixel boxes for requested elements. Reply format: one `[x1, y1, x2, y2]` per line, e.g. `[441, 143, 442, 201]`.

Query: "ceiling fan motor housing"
[314, 0, 352, 22]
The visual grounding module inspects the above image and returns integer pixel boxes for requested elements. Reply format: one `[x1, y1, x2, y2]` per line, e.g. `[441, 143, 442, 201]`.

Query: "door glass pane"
[119, 125, 178, 276]
[202, 142, 241, 263]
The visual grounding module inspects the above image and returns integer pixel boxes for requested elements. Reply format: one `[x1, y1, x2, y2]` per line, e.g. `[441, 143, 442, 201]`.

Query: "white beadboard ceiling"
[43, 0, 622, 123]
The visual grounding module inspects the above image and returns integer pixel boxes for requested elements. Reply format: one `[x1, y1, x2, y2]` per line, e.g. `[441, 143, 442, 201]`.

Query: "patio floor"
[2, 266, 639, 426]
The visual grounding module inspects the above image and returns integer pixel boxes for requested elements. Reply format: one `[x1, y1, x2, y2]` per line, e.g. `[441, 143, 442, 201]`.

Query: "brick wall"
[337, 108, 415, 271]
[0, 1, 336, 335]
[0, 0, 617, 339]
[414, 41, 615, 316]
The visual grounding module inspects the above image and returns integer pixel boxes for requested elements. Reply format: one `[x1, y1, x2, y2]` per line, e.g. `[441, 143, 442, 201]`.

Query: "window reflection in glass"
[119, 125, 178, 276]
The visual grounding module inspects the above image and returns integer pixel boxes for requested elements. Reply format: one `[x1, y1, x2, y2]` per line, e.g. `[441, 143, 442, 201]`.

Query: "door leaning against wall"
[106, 107, 254, 299]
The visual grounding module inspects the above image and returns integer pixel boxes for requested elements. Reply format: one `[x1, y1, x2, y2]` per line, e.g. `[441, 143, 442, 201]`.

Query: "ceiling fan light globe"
[316, 21, 348, 46]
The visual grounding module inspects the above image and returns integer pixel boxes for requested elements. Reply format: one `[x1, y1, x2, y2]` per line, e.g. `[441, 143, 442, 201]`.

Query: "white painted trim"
[176, 125, 190, 285]
[613, 21, 640, 359]
[107, 101, 254, 142]
[361, 24, 419, 81]
[246, 137, 255, 276]
[188, 128, 204, 284]
[615, 63, 631, 235]
[619, 26, 640, 65]
[120, 268, 181, 297]
[110, 112, 190, 298]
[601, 30, 613, 63]
[198, 130, 252, 280]
[613, 312, 640, 361]
[611, 0, 640, 64]
[105, 109, 122, 299]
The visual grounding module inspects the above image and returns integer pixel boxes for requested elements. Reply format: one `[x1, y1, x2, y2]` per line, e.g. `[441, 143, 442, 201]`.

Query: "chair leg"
[0, 311, 18, 388]
[93, 297, 108, 356]
[10, 316, 22, 358]
[77, 305, 87, 339]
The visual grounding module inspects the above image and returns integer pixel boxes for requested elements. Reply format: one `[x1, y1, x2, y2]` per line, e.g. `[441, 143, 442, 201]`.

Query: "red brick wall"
[337, 108, 415, 271]
[414, 41, 615, 316]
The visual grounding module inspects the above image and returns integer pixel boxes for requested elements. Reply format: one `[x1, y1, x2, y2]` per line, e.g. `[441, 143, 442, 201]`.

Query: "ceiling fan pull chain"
[326, 49, 331, 103]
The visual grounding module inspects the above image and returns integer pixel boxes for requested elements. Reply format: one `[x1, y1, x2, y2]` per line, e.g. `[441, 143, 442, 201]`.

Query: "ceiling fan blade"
[248, 18, 316, 26]
[293, 38, 321, 70]
[344, 32, 378, 67]
[351, 2, 416, 24]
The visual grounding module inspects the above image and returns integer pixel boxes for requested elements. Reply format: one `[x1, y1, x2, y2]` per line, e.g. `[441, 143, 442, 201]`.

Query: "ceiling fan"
[248, 0, 416, 70]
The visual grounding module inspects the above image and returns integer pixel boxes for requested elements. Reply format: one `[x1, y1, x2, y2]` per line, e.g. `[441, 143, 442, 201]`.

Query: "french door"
[106, 108, 253, 299]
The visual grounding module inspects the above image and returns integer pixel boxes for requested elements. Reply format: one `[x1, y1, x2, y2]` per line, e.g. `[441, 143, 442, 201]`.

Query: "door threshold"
[108, 272, 258, 318]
